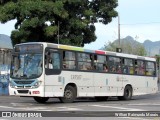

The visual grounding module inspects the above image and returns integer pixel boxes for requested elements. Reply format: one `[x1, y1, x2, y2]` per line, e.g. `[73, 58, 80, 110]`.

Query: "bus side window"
[63, 51, 76, 70]
[146, 61, 155, 76]
[51, 53, 60, 69]
[135, 60, 145, 75]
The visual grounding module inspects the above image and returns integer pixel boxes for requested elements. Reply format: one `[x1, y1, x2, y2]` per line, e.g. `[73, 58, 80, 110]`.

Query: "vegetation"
[103, 38, 147, 56]
[0, 0, 118, 46]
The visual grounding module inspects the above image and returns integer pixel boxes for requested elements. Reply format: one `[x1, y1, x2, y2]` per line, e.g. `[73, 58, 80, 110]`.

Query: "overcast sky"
[1, 0, 160, 50]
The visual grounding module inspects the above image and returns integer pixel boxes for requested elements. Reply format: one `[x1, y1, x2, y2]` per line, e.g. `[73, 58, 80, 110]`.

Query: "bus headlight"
[9, 82, 15, 88]
[33, 81, 42, 88]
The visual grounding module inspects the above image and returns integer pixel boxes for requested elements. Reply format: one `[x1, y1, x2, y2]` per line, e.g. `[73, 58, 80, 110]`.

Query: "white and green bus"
[9, 42, 158, 103]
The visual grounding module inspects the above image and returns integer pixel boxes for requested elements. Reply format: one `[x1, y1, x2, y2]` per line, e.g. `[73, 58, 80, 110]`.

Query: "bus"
[9, 42, 158, 103]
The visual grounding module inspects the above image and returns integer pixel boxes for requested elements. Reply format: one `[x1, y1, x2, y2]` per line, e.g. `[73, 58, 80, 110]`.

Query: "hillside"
[105, 36, 160, 56]
[143, 40, 160, 56]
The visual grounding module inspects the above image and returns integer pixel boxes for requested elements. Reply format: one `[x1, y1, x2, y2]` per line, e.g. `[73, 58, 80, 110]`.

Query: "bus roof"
[16, 42, 156, 62]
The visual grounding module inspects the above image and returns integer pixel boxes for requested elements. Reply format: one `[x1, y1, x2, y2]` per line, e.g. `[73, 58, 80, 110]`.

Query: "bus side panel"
[44, 71, 95, 97]
[75, 72, 94, 97]
[146, 76, 158, 94]
[94, 73, 123, 96]
[61, 71, 95, 97]
[44, 75, 64, 97]
[125, 75, 148, 96]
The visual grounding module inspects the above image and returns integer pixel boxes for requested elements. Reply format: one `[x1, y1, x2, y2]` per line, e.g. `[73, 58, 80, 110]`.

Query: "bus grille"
[17, 90, 29, 94]
[14, 80, 34, 85]
[16, 86, 32, 89]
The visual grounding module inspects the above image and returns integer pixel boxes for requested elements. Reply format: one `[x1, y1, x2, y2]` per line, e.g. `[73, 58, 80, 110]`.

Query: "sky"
[1, 0, 160, 50]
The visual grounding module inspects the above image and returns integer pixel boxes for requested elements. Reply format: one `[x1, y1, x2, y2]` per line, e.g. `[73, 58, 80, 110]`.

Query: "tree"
[103, 38, 147, 56]
[0, 0, 118, 46]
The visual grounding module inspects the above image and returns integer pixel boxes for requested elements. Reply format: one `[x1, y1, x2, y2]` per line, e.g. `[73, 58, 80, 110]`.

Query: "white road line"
[0, 105, 82, 111]
[120, 117, 149, 120]
[56, 107, 67, 109]
[57, 107, 82, 111]
[0, 106, 14, 109]
[10, 103, 34, 107]
[0, 105, 51, 111]
[91, 105, 145, 111]
[128, 103, 160, 106]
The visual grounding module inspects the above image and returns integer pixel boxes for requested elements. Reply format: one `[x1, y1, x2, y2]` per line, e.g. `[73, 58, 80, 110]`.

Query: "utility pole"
[118, 15, 120, 46]
[116, 15, 122, 53]
[58, 21, 60, 44]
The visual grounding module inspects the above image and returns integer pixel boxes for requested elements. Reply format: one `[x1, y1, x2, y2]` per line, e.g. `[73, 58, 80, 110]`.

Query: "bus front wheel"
[59, 86, 76, 103]
[118, 85, 132, 100]
[33, 97, 49, 103]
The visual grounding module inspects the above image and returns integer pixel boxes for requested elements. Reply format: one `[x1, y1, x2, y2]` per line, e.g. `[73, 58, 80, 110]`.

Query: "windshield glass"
[10, 53, 43, 79]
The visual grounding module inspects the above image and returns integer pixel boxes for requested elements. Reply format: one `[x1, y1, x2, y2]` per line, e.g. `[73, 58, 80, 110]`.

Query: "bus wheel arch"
[59, 83, 77, 103]
[118, 84, 133, 100]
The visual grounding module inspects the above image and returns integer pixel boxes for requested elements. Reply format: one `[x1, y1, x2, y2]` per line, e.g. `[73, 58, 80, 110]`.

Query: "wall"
[0, 49, 12, 95]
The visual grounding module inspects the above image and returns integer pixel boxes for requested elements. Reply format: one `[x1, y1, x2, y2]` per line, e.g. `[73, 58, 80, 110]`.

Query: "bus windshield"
[10, 53, 43, 79]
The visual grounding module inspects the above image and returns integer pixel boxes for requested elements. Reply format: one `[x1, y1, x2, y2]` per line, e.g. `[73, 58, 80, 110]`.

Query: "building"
[0, 34, 13, 95]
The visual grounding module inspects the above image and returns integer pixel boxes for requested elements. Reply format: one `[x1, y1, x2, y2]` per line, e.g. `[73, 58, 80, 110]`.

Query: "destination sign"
[15, 44, 43, 52]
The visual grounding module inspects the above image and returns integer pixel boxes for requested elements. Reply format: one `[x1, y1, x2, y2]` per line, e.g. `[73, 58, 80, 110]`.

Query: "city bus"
[9, 42, 158, 103]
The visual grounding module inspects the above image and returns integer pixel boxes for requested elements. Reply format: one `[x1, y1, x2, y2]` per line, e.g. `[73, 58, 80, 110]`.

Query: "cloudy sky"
[1, 0, 160, 50]
[84, 0, 160, 49]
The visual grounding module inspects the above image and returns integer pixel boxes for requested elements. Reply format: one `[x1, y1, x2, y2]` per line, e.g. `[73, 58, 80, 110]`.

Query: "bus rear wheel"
[118, 85, 132, 100]
[59, 86, 76, 103]
[33, 97, 49, 103]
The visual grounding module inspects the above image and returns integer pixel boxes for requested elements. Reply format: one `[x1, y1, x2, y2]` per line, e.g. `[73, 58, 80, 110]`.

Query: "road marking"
[121, 117, 149, 120]
[0, 106, 14, 109]
[0, 105, 82, 111]
[0, 105, 51, 111]
[129, 103, 160, 106]
[56, 107, 82, 111]
[56, 107, 67, 109]
[91, 105, 144, 111]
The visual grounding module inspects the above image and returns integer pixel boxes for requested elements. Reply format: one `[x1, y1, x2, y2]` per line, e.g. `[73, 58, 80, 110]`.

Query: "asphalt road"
[0, 83, 159, 119]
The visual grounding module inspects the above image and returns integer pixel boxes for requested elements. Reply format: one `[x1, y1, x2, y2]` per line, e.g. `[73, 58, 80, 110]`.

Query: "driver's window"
[45, 51, 60, 69]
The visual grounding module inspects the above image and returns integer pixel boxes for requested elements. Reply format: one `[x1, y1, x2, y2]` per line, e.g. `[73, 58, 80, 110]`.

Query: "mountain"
[103, 36, 160, 56]
[0, 34, 13, 49]
[120, 36, 141, 47]
[143, 40, 160, 56]
[123, 36, 160, 56]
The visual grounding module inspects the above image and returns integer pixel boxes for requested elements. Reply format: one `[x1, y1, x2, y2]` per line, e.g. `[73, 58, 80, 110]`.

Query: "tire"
[59, 86, 76, 103]
[118, 86, 132, 100]
[33, 97, 49, 103]
[95, 97, 108, 101]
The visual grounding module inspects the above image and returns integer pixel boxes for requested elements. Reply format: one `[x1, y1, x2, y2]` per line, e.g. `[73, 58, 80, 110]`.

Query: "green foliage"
[0, 0, 118, 46]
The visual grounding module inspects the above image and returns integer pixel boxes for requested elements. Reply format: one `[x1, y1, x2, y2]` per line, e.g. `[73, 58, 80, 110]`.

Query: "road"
[0, 83, 159, 119]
